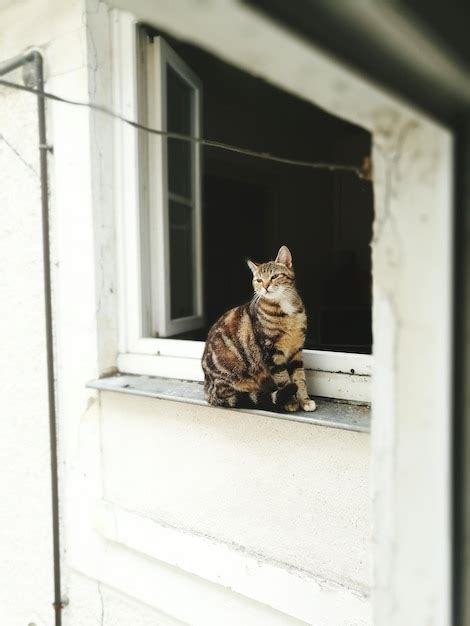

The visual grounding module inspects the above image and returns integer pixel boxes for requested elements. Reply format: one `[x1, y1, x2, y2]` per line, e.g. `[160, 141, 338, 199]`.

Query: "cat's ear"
[275, 245, 292, 269]
[247, 259, 259, 274]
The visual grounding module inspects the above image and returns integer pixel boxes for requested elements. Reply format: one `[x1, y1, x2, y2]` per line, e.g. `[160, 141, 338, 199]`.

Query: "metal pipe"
[0, 50, 36, 75]
[0, 50, 63, 626]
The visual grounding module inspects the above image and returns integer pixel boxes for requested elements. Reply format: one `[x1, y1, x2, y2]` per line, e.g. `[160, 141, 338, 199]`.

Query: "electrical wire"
[0, 78, 371, 180]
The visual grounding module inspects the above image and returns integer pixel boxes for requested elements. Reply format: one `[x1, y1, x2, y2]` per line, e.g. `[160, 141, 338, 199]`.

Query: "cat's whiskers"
[249, 292, 262, 312]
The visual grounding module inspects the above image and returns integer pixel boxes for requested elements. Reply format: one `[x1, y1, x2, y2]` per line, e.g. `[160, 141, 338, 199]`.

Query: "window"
[145, 37, 204, 338]
[112, 14, 373, 402]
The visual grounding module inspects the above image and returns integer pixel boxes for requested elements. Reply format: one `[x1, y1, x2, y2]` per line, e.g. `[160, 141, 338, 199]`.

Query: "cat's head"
[247, 246, 295, 301]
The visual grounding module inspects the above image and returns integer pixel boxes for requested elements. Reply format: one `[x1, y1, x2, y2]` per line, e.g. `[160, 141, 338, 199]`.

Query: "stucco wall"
[0, 2, 111, 624]
[0, 71, 54, 625]
[101, 393, 370, 591]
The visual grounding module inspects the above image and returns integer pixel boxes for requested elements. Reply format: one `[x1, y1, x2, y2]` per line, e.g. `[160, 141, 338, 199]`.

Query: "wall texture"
[0, 71, 54, 625]
[101, 393, 370, 591]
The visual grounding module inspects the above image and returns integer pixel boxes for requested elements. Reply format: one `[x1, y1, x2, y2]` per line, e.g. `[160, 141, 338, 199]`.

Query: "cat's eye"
[272, 274, 279, 279]
[256, 278, 262, 283]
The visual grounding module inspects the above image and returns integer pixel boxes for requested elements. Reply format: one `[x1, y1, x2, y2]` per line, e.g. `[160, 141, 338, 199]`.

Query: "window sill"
[87, 374, 370, 433]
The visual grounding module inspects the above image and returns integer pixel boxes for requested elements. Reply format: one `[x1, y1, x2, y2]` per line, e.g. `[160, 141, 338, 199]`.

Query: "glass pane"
[169, 199, 195, 319]
[167, 65, 192, 199]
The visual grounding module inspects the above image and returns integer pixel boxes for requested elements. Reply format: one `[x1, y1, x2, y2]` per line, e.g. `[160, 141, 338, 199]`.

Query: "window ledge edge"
[87, 374, 370, 433]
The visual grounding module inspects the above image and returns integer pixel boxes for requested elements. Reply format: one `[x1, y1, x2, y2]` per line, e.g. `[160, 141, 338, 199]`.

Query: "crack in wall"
[0, 131, 39, 176]
[82, 0, 108, 99]
[373, 118, 419, 250]
[370, 114, 421, 625]
[380, 292, 402, 623]
[98, 581, 105, 626]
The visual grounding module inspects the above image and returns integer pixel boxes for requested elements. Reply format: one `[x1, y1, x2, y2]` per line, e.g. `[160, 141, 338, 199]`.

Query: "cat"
[202, 245, 316, 412]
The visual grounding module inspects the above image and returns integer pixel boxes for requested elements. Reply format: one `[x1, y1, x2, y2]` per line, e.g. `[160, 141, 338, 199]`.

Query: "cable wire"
[0, 78, 372, 180]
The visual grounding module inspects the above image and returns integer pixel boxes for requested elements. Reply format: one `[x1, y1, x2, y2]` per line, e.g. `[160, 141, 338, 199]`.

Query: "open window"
[113, 17, 373, 402]
[145, 37, 203, 337]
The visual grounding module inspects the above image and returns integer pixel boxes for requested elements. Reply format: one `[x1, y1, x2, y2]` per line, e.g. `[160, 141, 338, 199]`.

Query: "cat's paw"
[273, 382, 298, 407]
[301, 399, 317, 412]
[284, 399, 300, 412]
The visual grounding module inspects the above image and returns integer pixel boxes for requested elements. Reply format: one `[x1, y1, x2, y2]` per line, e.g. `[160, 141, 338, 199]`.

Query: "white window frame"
[112, 11, 372, 403]
[146, 35, 204, 337]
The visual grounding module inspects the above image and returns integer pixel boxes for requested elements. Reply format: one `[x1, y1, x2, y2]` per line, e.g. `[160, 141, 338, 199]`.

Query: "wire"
[0, 78, 371, 179]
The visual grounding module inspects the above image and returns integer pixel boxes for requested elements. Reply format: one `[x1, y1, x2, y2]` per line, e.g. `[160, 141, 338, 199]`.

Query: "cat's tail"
[205, 377, 298, 411]
[270, 382, 299, 410]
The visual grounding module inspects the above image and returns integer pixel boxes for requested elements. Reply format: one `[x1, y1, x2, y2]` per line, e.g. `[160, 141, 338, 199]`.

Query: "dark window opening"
[148, 28, 374, 354]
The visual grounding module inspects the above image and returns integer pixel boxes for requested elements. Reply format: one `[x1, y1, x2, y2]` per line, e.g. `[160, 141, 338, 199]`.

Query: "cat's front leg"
[287, 352, 316, 412]
[269, 351, 291, 388]
[269, 350, 300, 411]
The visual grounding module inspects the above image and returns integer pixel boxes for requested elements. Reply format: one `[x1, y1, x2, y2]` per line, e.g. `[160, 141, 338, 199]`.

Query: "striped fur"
[202, 246, 316, 412]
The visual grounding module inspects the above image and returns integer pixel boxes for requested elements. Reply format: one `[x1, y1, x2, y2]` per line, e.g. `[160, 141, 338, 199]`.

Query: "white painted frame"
[112, 11, 372, 402]
[146, 35, 204, 337]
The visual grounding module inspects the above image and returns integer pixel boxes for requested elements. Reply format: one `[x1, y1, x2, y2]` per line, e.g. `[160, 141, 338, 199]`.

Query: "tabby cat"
[202, 246, 316, 412]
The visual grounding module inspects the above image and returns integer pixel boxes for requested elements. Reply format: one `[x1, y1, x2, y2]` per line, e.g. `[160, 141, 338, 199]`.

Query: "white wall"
[0, 0, 453, 625]
[0, 1, 118, 624]
[0, 69, 55, 626]
[101, 393, 370, 591]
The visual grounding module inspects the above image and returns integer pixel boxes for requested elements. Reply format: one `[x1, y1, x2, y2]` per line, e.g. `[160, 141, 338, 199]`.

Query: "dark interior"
[150, 28, 374, 353]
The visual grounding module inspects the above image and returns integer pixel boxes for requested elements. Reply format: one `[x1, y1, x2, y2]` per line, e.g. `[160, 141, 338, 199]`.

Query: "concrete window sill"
[87, 374, 370, 433]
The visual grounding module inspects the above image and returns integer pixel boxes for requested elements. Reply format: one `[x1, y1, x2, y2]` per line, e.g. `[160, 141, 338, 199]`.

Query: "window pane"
[167, 65, 192, 199]
[169, 199, 195, 319]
